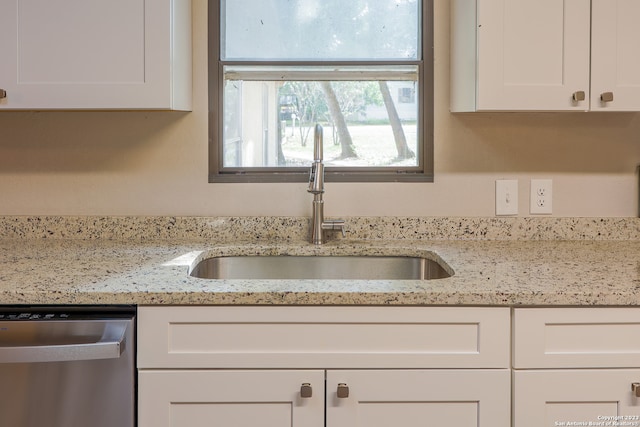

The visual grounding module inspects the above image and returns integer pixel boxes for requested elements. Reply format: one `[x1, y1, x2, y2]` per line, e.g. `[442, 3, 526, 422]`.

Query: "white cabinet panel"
[16, 0, 145, 84]
[139, 370, 325, 427]
[0, 0, 191, 110]
[137, 306, 512, 427]
[137, 306, 510, 369]
[514, 308, 640, 427]
[452, 0, 640, 112]
[139, 369, 510, 427]
[514, 370, 640, 427]
[327, 370, 510, 427]
[452, 0, 590, 111]
[514, 308, 640, 368]
[476, 0, 590, 111]
[591, 0, 640, 111]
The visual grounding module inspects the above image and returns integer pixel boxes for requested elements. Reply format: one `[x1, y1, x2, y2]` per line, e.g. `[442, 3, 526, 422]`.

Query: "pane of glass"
[222, 76, 419, 169]
[222, 0, 420, 61]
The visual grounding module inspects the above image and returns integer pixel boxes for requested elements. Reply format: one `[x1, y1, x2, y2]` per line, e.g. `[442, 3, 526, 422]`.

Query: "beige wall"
[1, 0, 639, 217]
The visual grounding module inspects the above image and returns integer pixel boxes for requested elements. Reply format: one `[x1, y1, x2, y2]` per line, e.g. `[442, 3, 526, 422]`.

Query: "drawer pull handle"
[601, 92, 614, 103]
[632, 383, 640, 397]
[300, 383, 313, 398]
[337, 383, 350, 398]
[0, 89, 6, 99]
[572, 91, 585, 102]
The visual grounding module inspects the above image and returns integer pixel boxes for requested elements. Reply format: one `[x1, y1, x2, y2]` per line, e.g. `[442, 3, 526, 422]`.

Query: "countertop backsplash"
[1, 216, 640, 241]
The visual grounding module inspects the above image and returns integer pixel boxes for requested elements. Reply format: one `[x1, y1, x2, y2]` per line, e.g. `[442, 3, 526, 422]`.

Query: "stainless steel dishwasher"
[0, 306, 135, 427]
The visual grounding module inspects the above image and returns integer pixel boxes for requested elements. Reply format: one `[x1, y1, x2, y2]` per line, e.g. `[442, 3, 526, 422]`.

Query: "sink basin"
[189, 255, 451, 280]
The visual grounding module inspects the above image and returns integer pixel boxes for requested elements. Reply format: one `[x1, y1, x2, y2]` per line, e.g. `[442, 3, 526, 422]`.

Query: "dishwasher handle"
[0, 321, 128, 363]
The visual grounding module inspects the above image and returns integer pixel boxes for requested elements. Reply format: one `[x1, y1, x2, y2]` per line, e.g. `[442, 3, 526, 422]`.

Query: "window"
[209, 0, 433, 182]
[398, 87, 417, 104]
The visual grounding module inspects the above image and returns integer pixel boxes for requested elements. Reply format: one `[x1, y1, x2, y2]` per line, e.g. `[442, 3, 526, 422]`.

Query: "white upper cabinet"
[451, 0, 640, 112]
[0, 0, 191, 110]
[591, 0, 640, 111]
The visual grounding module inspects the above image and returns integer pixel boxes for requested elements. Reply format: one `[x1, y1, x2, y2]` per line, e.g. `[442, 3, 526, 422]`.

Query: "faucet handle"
[322, 220, 346, 238]
[307, 164, 316, 193]
[308, 162, 324, 194]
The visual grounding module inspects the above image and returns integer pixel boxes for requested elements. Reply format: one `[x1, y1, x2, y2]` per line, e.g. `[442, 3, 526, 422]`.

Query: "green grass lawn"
[281, 123, 418, 167]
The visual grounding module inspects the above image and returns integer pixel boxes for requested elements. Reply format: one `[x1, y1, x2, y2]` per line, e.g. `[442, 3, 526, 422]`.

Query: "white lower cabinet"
[326, 370, 509, 427]
[513, 308, 640, 427]
[138, 370, 325, 427]
[514, 370, 640, 427]
[139, 369, 509, 427]
[137, 306, 511, 427]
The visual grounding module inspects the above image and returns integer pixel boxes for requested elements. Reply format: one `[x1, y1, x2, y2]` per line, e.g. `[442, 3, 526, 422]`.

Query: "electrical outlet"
[530, 179, 552, 214]
[496, 180, 518, 216]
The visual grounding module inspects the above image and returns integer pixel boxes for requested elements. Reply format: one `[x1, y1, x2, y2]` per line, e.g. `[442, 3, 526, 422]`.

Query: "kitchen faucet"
[307, 124, 346, 245]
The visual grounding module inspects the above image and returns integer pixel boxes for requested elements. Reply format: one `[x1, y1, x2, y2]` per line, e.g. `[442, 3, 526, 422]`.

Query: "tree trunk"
[320, 81, 357, 159]
[277, 119, 286, 165]
[379, 81, 415, 159]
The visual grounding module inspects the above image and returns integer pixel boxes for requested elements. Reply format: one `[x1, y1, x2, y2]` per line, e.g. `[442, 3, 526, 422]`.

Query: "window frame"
[208, 0, 434, 183]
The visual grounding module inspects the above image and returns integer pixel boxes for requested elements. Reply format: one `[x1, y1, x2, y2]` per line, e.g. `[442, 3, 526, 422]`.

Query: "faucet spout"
[307, 124, 346, 245]
[313, 123, 323, 162]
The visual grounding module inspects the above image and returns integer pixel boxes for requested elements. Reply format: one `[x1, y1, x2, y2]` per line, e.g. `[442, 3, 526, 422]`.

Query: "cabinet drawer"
[138, 306, 510, 369]
[514, 308, 640, 368]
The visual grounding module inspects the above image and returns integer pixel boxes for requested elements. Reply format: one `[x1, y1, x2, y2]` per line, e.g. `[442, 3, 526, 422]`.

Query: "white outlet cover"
[496, 180, 518, 216]
[530, 179, 552, 214]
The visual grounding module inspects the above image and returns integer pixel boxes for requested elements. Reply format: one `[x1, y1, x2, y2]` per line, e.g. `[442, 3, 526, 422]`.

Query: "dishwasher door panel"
[0, 312, 135, 427]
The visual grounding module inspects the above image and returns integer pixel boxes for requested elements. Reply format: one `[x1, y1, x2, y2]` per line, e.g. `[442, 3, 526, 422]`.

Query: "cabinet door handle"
[300, 383, 313, 398]
[632, 383, 640, 397]
[601, 92, 614, 102]
[337, 383, 350, 398]
[572, 91, 585, 102]
[0, 89, 6, 99]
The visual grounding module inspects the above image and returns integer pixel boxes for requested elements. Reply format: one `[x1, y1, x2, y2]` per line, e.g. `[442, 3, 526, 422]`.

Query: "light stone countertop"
[1, 236, 640, 306]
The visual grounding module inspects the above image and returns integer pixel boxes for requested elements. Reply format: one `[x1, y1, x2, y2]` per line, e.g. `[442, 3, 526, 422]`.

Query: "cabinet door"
[326, 370, 510, 427]
[476, 0, 590, 111]
[514, 370, 640, 427]
[138, 370, 324, 427]
[0, 0, 191, 110]
[591, 0, 640, 111]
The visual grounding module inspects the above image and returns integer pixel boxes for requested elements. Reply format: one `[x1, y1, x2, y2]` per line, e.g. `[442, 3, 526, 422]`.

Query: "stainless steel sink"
[189, 256, 451, 280]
